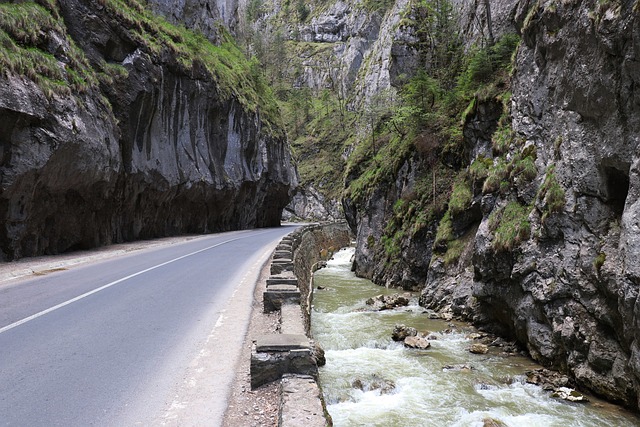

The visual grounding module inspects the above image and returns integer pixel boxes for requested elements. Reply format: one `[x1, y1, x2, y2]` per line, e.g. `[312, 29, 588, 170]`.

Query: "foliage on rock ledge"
[0, 0, 281, 133]
[0, 1, 98, 97]
[366, 28, 521, 265]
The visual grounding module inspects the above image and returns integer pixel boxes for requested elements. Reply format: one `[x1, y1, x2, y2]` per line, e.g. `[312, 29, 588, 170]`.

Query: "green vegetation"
[346, 4, 520, 263]
[244, 0, 528, 266]
[0, 0, 279, 131]
[0, 2, 98, 97]
[594, 252, 606, 274]
[442, 238, 465, 266]
[483, 159, 508, 194]
[537, 166, 566, 221]
[101, 0, 281, 128]
[469, 155, 493, 183]
[488, 201, 532, 252]
[434, 211, 454, 249]
[449, 173, 472, 217]
[363, 0, 395, 13]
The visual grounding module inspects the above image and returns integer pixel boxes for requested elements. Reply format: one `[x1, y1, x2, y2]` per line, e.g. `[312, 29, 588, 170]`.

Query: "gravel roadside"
[222, 256, 280, 427]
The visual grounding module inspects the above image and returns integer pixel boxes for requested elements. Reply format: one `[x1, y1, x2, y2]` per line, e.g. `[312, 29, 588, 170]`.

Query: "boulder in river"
[483, 418, 507, 427]
[403, 336, 431, 349]
[352, 375, 396, 394]
[365, 293, 410, 311]
[392, 324, 418, 341]
[552, 387, 589, 403]
[525, 368, 574, 391]
[442, 364, 475, 371]
[469, 344, 489, 354]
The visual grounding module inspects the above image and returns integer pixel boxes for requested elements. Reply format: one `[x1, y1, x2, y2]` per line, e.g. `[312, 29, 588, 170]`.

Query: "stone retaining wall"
[290, 222, 352, 332]
[250, 221, 352, 427]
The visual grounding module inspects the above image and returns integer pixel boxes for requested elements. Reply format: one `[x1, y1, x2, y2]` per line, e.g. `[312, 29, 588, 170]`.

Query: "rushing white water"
[311, 247, 639, 427]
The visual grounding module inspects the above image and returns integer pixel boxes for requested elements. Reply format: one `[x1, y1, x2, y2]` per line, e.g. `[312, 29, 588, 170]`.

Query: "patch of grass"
[537, 166, 565, 221]
[483, 159, 508, 194]
[469, 155, 493, 183]
[488, 201, 532, 252]
[0, 2, 98, 97]
[98, 0, 281, 130]
[492, 118, 514, 155]
[510, 145, 538, 184]
[449, 173, 472, 217]
[434, 211, 453, 250]
[443, 238, 465, 266]
[594, 252, 606, 274]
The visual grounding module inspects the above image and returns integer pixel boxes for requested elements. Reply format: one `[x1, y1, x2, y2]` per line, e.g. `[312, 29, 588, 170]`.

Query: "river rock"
[483, 418, 507, 427]
[525, 368, 574, 391]
[442, 364, 475, 372]
[352, 375, 395, 394]
[392, 324, 417, 341]
[403, 336, 431, 350]
[551, 387, 589, 403]
[469, 344, 489, 355]
[312, 342, 326, 367]
[365, 293, 411, 311]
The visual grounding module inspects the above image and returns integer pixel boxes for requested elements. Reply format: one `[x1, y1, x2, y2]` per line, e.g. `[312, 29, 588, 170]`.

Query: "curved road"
[0, 225, 299, 426]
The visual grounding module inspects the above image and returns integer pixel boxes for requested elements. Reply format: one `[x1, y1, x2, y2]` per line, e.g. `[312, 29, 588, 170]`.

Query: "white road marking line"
[0, 231, 273, 335]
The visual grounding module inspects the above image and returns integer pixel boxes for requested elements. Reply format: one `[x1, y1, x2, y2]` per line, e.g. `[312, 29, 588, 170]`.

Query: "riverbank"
[312, 247, 640, 426]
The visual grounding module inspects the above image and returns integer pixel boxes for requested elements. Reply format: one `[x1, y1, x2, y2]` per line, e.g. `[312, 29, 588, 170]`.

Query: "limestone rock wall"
[340, 0, 640, 409]
[0, 0, 295, 260]
[344, 156, 437, 291]
[290, 222, 352, 330]
[471, 0, 640, 408]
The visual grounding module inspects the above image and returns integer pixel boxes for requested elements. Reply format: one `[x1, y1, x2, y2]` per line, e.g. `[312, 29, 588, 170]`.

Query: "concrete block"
[279, 375, 328, 427]
[273, 250, 292, 260]
[266, 277, 298, 287]
[281, 304, 306, 336]
[255, 334, 310, 352]
[276, 243, 293, 251]
[250, 340, 319, 389]
[264, 287, 301, 312]
[270, 262, 293, 275]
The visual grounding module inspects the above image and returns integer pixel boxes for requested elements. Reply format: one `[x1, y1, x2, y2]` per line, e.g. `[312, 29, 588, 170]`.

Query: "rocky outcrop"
[344, 155, 439, 291]
[148, 0, 238, 39]
[332, 0, 640, 410]
[471, 0, 640, 408]
[245, 0, 423, 221]
[283, 185, 343, 221]
[0, 0, 295, 260]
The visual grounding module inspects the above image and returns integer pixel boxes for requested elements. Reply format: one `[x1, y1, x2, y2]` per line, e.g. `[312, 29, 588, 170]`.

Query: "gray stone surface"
[266, 284, 299, 292]
[263, 288, 301, 312]
[0, 0, 296, 260]
[266, 277, 299, 286]
[250, 345, 318, 389]
[279, 375, 328, 427]
[256, 334, 310, 352]
[273, 251, 293, 260]
[281, 304, 306, 336]
[270, 262, 294, 275]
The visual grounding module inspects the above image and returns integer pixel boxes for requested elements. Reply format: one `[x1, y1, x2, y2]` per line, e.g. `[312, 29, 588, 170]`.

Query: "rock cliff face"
[471, 0, 640, 408]
[0, 0, 295, 260]
[340, 0, 640, 410]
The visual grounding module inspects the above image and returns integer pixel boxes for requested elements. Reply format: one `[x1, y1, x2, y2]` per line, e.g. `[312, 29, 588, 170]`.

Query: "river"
[311, 247, 639, 426]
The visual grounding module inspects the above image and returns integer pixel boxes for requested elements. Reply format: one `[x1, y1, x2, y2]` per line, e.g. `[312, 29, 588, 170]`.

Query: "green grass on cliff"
[537, 166, 566, 222]
[0, 0, 280, 132]
[100, 0, 281, 131]
[0, 2, 99, 97]
[488, 201, 532, 252]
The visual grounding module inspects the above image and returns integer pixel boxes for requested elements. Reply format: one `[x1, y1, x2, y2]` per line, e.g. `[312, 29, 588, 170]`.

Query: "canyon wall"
[0, 0, 295, 260]
[341, 0, 640, 409]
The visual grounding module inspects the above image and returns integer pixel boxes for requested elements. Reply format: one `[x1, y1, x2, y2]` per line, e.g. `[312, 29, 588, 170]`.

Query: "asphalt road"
[0, 225, 299, 426]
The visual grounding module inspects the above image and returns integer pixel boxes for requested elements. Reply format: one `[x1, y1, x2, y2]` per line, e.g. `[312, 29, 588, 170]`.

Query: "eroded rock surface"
[0, 0, 295, 260]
